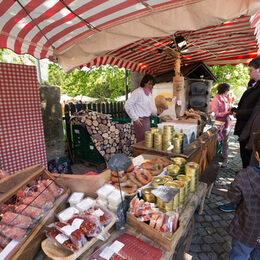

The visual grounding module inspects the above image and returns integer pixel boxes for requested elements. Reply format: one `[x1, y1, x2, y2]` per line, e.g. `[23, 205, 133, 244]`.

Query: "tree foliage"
[0, 48, 36, 65]
[47, 63, 130, 101]
[208, 64, 250, 102]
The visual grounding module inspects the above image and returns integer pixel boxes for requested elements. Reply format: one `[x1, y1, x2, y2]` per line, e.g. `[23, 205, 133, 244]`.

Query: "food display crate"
[72, 125, 105, 165]
[0, 164, 70, 260]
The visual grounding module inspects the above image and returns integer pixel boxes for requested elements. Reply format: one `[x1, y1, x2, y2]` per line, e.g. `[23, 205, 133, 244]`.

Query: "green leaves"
[47, 63, 130, 101]
[208, 64, 250, 102]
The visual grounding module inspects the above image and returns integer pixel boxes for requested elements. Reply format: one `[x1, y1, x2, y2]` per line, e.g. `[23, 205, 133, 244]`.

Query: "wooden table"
[131, 127, 218, 177]
[80, 182, 207, 260]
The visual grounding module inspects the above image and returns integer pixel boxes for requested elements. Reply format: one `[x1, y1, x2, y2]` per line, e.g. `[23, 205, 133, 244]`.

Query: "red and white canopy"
[0, 0, 260, 73]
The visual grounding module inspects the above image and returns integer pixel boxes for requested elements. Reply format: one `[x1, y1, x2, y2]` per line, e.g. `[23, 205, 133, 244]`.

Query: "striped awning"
[85, 16, 258, 75]
[0, 0, 259, 73]
[251, 10, 260, 53]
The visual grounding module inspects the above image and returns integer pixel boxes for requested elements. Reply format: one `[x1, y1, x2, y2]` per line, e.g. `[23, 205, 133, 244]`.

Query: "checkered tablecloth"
[0, 63, 47, 174]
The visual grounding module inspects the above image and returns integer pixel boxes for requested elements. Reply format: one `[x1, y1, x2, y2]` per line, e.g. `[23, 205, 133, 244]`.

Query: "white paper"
[57, 207, 79, 222]
[0, 240, 19, 260]
[76, 197, 95, 211]
[55, 234, 69, 244]
[109, 240, 124, 254]
[99, 247, 114, 260]
[71, 218, 84, 229]
[94, 208, 104, 217]
[68, 192, 84, 204]
[61, 225, 77, 236]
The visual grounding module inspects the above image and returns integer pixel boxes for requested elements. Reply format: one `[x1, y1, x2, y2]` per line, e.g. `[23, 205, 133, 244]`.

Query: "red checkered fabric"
[0, 63, 47, 174]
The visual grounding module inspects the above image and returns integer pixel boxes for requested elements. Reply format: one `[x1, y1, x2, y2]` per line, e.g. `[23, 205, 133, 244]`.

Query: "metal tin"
[177, 175, 191, 198]
[154, 132, 162, 150]
[156, 197, 166, 213]
[142, 188, 156, 203]
[172, 157, 186, 173]
[145, 131, 153, 148]
[185, 162, 199, 192]
[171, 180, 185, 205]
[152, 176, 165, 186]
[162, 176, 173, 183]
[165, 182, 179, 210]
[151, 127, 159, 134]
[172, 138, 182, 154]
[167, 164, 180, 178]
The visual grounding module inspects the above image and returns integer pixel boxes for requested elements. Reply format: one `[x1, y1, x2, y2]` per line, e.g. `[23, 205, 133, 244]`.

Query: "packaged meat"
[75, 197, 95, 212]
[96, 184, 115, 200]
[0, 224, 27, 241]
[57, 207, 79, 223]
[22, 193, 48, 209]
[14, 204, 43, 220]
[42, 179, 61, 197]
[0, 234, 11, 248]
[0, 170, 10, 180]
[89, 233, 162, 260]
[46, 228, 78, 252]
[0, 204, 15, 215]
[67, 215, 101, 238]
[1, 211, 33, 229]
[54, 222, 87, 248]
[68, 192, 84, 207]
[37, 181, 55, 203]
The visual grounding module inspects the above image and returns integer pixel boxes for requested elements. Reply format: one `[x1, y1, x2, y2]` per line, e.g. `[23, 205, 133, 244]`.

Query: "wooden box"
[0, 164, 70, 260]
[127, 212, 183, 251]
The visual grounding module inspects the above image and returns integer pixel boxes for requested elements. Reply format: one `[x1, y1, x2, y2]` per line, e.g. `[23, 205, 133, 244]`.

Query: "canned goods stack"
[142, 188, 156, 203]
[171, 157, 187, 174]
[171, 180, 185, 205]
[185, 162, 199, 192]
[152, 176, 165, 186]
[154, 132, 162, 150]
[144, 131, 153, 148]
[162, 125, 172, 152]
[166, 164, 181, 179]
[165, 182, 180, 210]
[172, 134, 183, 154]
[176, 175, 191, 199]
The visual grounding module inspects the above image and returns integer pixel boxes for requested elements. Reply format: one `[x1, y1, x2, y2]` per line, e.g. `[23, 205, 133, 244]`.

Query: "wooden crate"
[0, 164, 70, 260]
[127, 212, 183, 251]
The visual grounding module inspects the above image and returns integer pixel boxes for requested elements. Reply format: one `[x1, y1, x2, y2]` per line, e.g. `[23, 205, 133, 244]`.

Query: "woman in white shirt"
[125, 74, 164, 142]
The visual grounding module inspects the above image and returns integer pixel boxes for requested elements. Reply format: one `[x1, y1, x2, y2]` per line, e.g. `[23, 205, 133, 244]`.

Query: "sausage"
[126, 163, 135, 173]
[42, 179, 60, 197]
[0, 234, 11, 248]
[111, 175, 127, 183]
[127, 172, 142, 187]
[111, 171, 125, 178]
[1, 211, 33, 229]
[114, 181, 137, 194]
[15, 204, 43, 220]
[37, 181, 55, 202]
[0, 224, 27, 241]
[155, 157, 171, 167]
[136, 169, 152, 185]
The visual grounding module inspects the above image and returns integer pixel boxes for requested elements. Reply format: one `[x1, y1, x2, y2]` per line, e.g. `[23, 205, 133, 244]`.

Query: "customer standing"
[227, 131, 260, 260]
[210, 83, 231, 167]
[125, 74, 164, 142]
[233, 56, 260, 169]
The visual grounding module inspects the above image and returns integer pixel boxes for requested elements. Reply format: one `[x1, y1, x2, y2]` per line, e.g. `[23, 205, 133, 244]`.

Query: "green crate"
[112, 117, 131, 124]
[150, 116, 160, 127]
[72, 125, 105, 165]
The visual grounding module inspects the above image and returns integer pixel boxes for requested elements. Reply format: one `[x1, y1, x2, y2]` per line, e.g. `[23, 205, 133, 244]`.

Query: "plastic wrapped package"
[107, 190, 125, 208]
[37, 181, 55, 203]
[41, 179, 62, 198]
[14, 204, 43, 220]
[89, 233, 162, 260]
[0, 234, 11, 248]
[53, 222, 87, 248]
[85, 206, 113, 227]
[57, 207, 80, 223]
[1, 211, 33, 229]
[68, 192, 84, 207]
[76, 197, 95, 212]
[96, 184, 115, 201]
[0, 224, 27, 241]
[21, 191, 52, 209]
[0, 204, 15, 214]
[46, 228, 78, 252]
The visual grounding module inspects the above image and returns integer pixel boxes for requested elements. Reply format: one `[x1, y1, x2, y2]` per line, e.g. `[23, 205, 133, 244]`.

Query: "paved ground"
[188, 124, 241, 260]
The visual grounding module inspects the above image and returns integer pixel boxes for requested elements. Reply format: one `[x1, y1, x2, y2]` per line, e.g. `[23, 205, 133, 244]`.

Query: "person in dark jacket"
[227, 131, 260, 260]
[233, 56, 260, 168]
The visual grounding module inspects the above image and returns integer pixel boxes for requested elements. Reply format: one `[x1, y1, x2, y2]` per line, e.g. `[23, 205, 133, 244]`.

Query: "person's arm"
[124, 90, 140, 122]
[227, 172, 243, 204]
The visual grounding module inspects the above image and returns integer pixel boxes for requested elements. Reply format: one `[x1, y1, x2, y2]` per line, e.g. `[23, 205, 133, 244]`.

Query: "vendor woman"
[125, 74, 164, 142]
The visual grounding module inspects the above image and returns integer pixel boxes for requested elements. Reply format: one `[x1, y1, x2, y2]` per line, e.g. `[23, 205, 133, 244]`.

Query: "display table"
[80, 182, 207, 259]
[131, 127, 218, 176]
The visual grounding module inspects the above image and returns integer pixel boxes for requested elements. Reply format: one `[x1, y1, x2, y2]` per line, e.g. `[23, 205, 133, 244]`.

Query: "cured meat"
[0, 234, 11, 248]
[22, 193, 47, 209]
[37, 181, 55, 203]
[89, 233, 162, 260]
[54, 222, 87, 248]
[15, 204, 43, 220]
[0, 204, 15, 214]
[0, 224, 26, 241]
[46, 228, 78, 252]
[1, 211, 32, 228]
[42, 179, 60, 197]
